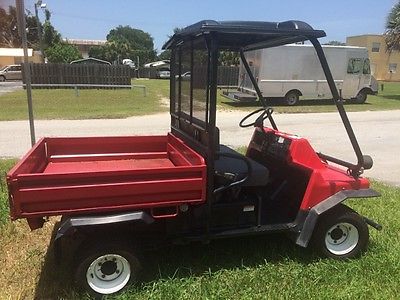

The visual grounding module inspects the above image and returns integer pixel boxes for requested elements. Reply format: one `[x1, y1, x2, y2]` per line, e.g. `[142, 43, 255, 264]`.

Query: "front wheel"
[312, 205, 369, 259]
[284, 91, 300, 106]
[0, 75, 5, 82]
[75, 242, 141, 297]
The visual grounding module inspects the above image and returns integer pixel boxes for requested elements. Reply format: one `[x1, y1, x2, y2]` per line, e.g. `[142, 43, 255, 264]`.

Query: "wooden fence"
[136, 66, 239, 86]
[23, 63, 131, 88]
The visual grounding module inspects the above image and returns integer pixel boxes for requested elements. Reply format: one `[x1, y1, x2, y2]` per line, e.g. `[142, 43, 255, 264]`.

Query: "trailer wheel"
[75, 242, 141, 297]
[352, 90, 367, 104]
[284, 91, 300, 106]
[312, 205, 369, 259]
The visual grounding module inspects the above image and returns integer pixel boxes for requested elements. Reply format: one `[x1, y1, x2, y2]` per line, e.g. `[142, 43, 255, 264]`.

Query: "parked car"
[181, 71, 191, 80]
[157, 70, 170, 79]
[0, 64, 22, 81]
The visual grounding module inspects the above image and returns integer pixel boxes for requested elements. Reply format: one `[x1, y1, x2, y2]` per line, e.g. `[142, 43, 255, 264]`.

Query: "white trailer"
[232, 44, 378, 105]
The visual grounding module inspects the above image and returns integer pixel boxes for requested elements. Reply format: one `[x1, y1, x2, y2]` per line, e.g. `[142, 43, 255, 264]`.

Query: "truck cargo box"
[7, 133, 206, 229]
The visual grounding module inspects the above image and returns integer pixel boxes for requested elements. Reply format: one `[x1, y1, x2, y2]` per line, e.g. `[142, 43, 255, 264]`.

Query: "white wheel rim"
[325, 222, 359, 255]
[86, 254, 131, 295]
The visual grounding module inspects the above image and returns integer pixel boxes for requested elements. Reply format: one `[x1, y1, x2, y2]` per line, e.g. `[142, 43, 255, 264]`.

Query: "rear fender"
[53, 211, 154, 261]
[295, 188, 380, 247]
[54, 211, 154, 242]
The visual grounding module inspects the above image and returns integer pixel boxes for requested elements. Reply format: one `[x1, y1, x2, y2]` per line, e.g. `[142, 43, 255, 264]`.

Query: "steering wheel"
[239, 107, 273, 128]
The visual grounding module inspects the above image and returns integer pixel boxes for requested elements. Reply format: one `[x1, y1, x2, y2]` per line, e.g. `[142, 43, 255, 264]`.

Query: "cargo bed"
[7, 133, 206, 229]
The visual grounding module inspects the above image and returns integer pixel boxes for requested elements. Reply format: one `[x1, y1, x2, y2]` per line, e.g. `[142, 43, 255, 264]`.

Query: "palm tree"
[385, 1, 400, 51]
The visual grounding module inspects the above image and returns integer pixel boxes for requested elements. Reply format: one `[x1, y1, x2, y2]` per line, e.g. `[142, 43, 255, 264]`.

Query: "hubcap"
[86, 254, 131, 294]
[286, 94, 297, 105]
[325, 222, 359, 255]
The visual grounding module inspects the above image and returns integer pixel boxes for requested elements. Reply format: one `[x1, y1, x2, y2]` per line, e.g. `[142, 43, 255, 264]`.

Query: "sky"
[8, 0, 399, 52]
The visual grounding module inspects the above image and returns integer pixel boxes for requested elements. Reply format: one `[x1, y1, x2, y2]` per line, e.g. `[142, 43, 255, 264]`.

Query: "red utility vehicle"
[7, 20, 381, 297]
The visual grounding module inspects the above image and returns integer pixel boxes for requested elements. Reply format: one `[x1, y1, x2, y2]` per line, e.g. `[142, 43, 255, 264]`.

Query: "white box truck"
[229, 44, 378, 105]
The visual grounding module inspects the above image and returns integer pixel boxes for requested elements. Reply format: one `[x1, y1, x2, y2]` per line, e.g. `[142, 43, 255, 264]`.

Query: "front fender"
[295, 188, 380, 247]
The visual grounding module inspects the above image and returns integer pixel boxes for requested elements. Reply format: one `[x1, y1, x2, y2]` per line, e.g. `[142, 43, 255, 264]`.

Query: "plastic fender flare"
[53, 211, 154, 261]
[54, 211, 154, 242]
[295, 188, 380, 248]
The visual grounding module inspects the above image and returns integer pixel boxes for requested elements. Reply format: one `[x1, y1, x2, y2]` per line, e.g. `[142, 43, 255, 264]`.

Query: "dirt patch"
[160, 96, 169, 108]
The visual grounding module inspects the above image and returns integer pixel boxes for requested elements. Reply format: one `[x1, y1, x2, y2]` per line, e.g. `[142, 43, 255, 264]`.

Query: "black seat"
[214, 145, 269, 187]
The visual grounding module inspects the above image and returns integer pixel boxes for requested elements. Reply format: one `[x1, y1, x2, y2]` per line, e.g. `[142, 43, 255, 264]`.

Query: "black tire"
[353, 90, 367, 104]
[74, 242, 142, 298]
[284, 91, 300, 106]
[311, 205, 369, 259]
[0, 75, 5, 82]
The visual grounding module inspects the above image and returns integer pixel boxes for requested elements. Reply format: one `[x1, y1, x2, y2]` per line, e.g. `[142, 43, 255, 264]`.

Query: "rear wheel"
[75, 242, 141, 297]
[352, 90, 367, 104]
[284, 90, 300, 106]
[312, 205, 369, 259]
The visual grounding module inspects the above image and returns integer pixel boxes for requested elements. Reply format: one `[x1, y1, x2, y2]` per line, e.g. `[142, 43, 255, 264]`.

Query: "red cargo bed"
[7, 133, 206, 229]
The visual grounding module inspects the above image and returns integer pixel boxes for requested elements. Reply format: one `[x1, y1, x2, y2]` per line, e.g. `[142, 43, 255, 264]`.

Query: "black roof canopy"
[163, 20, 326, 51]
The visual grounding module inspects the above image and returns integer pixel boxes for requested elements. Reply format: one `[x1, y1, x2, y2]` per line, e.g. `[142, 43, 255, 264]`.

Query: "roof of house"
[144, 60, 170, 68]
[0, 48, 33, 57]
[70, 57, 111, 65]
[63, 39, 107, 46]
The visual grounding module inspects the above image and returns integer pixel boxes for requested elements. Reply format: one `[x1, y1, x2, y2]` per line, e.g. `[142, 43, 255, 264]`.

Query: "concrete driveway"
[0, 81, 23, 96]
[0, 110, 399, 186]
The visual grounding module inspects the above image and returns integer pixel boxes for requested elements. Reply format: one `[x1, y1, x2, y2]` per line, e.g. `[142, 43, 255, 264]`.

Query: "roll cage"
[163, 20, 371, 178]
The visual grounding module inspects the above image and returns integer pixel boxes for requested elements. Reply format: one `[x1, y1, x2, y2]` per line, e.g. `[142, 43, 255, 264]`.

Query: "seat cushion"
[215, 145, 269, 187]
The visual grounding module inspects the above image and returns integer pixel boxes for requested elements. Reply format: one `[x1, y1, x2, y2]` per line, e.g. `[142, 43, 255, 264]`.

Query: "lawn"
[0, 159, 399, 299]
[217, 81, 400, 113]
[1, 81, 400, 121]
[0, 79, 169, 121]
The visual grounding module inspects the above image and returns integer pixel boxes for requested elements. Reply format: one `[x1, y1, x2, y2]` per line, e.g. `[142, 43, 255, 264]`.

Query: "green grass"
[0, 159, 17, 226]
[217, 81, 400, 113]
[0, 79, 169, 121]
[2, 81, 400, 121]
[0, 158, 399, 299]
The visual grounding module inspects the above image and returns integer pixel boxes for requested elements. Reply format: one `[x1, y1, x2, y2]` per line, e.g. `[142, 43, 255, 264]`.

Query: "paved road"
[1, 110, 399, 186]
[0, 81, 23, 96]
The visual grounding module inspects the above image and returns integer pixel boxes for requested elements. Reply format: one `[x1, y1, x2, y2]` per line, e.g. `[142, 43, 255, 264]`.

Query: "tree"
[158, 50, 171, 60]
[323, 40, 346, 46]
[157, 27, 184, 60]
[385, 1, 400, 51]
[42, 9, 61, 48]
[89, 25, 157, 65]
[45, 43, 81, 63]
[219, 51, 240, 66]
[0, 6, 41, 49]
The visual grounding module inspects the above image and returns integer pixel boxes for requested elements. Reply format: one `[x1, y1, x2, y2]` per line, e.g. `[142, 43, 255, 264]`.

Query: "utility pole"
[16, 0, 36, 146]
[34, 0, 46, 63]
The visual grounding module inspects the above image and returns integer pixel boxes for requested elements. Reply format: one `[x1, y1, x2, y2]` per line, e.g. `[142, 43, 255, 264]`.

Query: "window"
[371, 42, 380, 52]
[347, 58, 363, 74]
[363, 59, 371, 74]
[389, 63, 397, 73]
[8, 66, 21, 71]
[172, 37, 209, 126]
